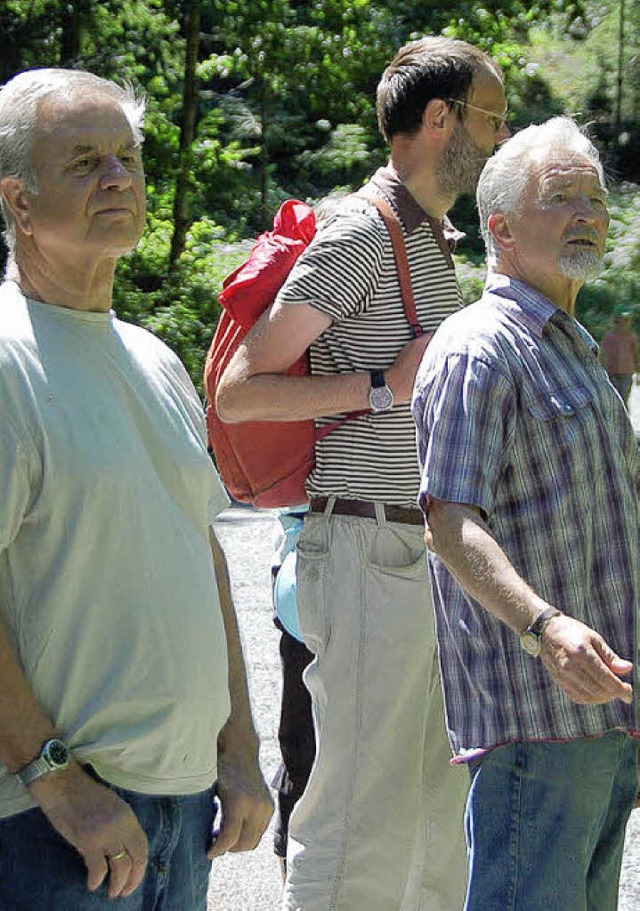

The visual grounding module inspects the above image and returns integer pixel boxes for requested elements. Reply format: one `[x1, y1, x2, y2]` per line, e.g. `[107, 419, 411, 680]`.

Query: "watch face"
[45, 740, 70, 767]
[369, 385, 394, 412]
[520, 631, 541, 658]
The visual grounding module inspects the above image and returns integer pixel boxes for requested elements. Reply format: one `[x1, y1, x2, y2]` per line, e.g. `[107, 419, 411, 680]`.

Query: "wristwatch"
[520, 607, 562, 657]
[369, 370, 394, 413]
[16, 738, 70, 787]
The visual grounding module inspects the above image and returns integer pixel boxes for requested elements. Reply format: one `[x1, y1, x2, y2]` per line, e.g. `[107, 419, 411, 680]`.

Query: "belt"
[309, 497, 423, 526]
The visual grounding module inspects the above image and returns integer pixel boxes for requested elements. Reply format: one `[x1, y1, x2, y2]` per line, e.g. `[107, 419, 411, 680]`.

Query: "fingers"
[207, 790, 274, 859]
[84, 821, 148, 898]
[85, 850, 109, 894]
[118, 826, 148, 898]
[34, 768, 149, 900]
[542, 624, 634, 705]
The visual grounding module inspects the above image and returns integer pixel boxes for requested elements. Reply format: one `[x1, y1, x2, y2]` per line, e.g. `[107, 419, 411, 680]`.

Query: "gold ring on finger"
[108, 849, 128, 861]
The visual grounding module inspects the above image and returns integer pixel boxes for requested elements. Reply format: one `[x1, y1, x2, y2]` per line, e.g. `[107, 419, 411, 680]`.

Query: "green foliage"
[113, 220, 250, 397]
[577, 183, 640, 340]
[3, 0, 640, 393]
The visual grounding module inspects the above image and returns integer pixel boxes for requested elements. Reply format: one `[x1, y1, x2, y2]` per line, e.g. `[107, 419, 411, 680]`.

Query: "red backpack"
[204, 195, 421, 508]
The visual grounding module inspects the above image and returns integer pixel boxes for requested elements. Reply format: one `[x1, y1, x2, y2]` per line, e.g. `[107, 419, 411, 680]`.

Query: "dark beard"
[437, 121, 488, 198]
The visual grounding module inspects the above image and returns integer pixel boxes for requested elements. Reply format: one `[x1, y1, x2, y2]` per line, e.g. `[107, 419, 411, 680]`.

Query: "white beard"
[558, 249, 604, 281]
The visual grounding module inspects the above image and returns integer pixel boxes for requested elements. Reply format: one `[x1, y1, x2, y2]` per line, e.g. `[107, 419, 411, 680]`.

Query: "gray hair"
[477, 117, 605, 262]
[0, 68, 145, 251]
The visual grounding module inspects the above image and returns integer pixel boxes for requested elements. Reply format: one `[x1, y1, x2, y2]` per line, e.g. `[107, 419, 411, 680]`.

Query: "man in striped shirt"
[218, 36, 508, 911]
[413, 118, 639, 910]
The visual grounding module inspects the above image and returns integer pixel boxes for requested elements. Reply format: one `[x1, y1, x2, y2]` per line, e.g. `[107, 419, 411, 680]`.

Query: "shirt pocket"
[522, 383, 597, 508]
[525, 383, 593, 422]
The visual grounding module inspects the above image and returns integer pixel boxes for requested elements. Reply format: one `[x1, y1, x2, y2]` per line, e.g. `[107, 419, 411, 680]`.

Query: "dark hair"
[376, 36, 500, 143]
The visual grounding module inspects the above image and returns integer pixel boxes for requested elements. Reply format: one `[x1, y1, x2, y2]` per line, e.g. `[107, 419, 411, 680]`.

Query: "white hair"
[0, 68, 145, 251]
[476, 117, 605, 262]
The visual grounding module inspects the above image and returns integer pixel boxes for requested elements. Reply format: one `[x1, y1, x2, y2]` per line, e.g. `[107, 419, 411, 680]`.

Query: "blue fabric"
[0, 781, 216, 910]
[464, 732, 638, 910]
[412, 273, 640, 758]
[274, 548, 303, 641]
[273, 512, 305, 642]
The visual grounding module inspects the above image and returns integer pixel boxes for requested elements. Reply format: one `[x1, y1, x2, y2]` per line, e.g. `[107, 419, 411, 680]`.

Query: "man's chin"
[559, 252, 604, 281]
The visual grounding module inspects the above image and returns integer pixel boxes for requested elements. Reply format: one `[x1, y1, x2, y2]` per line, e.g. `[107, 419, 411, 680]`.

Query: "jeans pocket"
[295, 517, 330, 655]
[366, 524, 426, 581]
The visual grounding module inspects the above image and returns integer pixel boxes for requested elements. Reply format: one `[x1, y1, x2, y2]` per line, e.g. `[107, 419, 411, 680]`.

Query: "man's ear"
[488, 212, 516, 252]
[421, 98, 451, 134]
[0, 177, 34, 236]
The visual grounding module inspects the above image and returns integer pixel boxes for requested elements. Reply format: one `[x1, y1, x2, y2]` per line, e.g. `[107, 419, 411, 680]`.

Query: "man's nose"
[99, 155, 132, 190]
[496, 121, 511, 145]
[573, 196, 599, 221]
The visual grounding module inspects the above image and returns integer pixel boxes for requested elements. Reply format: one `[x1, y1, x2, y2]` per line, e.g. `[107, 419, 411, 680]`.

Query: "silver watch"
[369, 370, 394, 413]
[16, 739, 70, 787]
[520, 608, 561, 657]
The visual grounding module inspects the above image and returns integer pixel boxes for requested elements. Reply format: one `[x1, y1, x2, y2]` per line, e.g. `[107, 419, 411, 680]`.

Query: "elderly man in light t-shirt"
[0, 67, 272, 911]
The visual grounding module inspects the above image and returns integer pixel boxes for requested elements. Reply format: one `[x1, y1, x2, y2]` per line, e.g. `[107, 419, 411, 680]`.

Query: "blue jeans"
[465, 732, 638, 911]
[0, 778, 217, 910]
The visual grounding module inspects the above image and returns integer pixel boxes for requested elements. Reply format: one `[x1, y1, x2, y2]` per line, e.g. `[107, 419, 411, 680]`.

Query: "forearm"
[208, 526, 258, 748]
[218, 370, 372, 423]
[426, 500, 550, 633]
[0, 615, 61, 773]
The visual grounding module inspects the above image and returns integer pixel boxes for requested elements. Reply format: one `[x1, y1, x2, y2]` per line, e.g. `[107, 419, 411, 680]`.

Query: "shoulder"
[429, 296, 510, 359]
[113, 317, 197, 393]
[308, 196, 390, 256]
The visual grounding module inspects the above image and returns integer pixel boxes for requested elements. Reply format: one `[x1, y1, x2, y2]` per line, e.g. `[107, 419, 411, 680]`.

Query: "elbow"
[423, 498, 451, 556]
[215, 380, 244, 424]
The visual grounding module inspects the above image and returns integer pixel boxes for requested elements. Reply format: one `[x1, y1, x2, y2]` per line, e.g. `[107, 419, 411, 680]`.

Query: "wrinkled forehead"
[30, 90, 138, 167]
[36, 89, 131, 136]
[527, 150, 605, 195]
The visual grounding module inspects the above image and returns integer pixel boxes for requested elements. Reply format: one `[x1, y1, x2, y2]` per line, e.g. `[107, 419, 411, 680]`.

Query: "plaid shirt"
[413, 274, 639, 760]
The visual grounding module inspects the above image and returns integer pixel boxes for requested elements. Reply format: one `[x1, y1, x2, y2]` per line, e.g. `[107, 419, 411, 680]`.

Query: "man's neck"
[10, 249, 116, 313]
[388, 154, 453, 221]
[494, 263, 582, 316]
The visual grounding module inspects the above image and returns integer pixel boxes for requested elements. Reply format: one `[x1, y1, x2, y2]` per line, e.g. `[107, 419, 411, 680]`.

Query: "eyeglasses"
[448, 99, 509, 134]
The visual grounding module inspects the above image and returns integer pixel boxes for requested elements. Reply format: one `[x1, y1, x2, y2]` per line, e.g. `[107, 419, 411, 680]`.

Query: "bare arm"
[0, 615, 148, 898]
[426, 499, 633, 705]
[216, 299, 431, 423]
[207, 526, 273, 858]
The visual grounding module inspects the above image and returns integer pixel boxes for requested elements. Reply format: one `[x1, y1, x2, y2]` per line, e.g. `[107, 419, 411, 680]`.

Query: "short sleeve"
[276, 206, 386, 322]
[413, 351, 515, 518]
[0, 420, 38, 553]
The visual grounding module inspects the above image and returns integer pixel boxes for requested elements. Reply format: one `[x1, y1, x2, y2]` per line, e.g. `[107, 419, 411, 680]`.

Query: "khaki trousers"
[283, 505, 468, 911]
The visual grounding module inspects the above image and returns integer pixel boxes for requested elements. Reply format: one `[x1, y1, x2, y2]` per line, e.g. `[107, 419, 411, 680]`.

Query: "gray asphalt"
[208, 382, 640, 910]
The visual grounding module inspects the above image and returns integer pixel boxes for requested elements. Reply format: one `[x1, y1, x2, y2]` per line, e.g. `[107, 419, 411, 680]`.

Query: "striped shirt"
[276, 167, 462, 505]
[412, 274, 639, 759]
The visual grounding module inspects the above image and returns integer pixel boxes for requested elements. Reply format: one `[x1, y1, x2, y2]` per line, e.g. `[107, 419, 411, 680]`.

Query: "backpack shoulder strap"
[366, 196, 423, 339]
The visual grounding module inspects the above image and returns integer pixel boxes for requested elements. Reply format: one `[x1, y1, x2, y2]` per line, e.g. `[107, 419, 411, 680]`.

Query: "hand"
[540, 614, 633, 705]
[29, 763, 148, 898]
[207, 720, 273, 858]
[386, 332, 434, 403]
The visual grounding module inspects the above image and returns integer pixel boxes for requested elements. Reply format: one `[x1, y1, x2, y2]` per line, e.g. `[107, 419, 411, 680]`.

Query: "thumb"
[609, 655, 634, 676]
[593, 636, 633, 675]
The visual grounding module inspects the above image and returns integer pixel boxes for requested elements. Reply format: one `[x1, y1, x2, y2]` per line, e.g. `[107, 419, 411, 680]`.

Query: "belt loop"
[374, 502, 386, 526]
[325, 496, 336, 519]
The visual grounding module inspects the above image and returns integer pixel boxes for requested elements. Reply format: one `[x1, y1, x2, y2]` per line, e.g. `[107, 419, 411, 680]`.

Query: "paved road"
[207, 382, 640, 910]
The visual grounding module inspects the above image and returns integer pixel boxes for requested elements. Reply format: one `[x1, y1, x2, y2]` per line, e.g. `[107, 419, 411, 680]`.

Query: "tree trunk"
[60, 0, 91, 65]
[169, 1, 201, 271]
[260, 78, 269, 228]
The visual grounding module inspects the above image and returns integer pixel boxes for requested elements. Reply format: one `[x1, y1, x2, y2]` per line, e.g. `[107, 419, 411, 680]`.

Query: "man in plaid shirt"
[413, 117, 639, 910]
